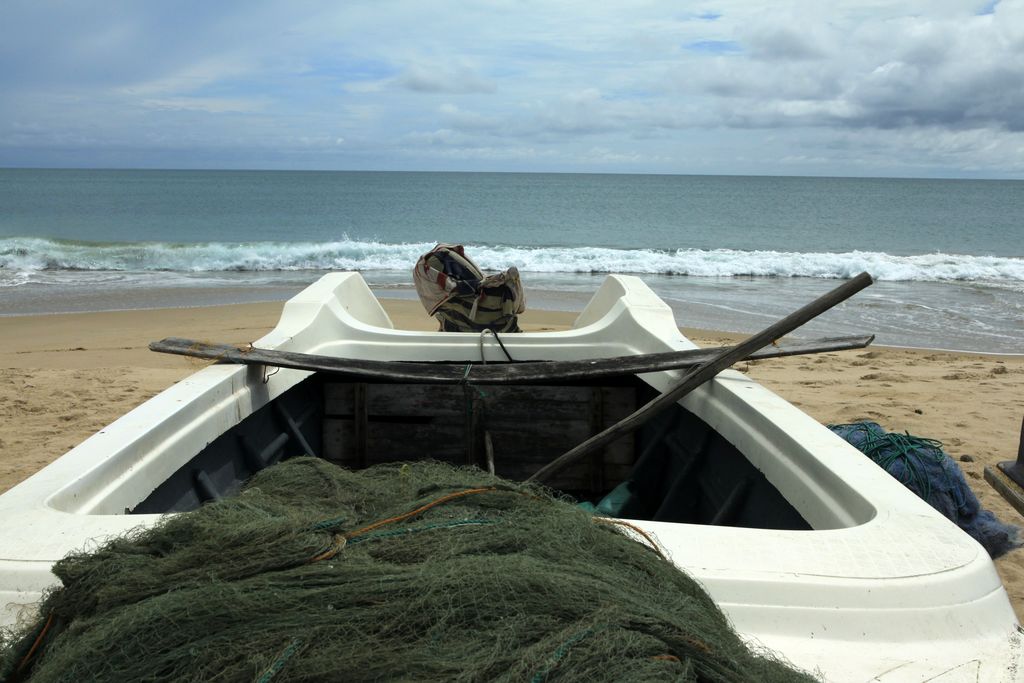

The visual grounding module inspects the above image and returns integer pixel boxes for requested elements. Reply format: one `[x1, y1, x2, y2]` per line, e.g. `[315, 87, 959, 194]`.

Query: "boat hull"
[0, 272, 1019, 681]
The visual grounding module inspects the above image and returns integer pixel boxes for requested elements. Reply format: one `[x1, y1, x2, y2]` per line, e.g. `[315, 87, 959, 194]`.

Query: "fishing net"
[1, 458, 816, 682]
[830, 421, 1021, 559]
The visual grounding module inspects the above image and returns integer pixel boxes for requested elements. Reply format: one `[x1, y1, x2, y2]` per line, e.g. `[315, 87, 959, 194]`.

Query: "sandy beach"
[1, 299, 1022, 619]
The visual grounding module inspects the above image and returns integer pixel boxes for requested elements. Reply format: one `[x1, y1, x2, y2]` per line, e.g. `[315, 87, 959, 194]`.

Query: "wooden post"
[589, 387, 606, 493]
[353, 383, 368, 469]
[484, 431, 495, 475]
[465, 386, 485, 467]
[984, 415, 1024, 517]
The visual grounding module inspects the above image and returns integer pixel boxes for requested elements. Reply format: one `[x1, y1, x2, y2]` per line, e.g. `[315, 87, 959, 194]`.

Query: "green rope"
[829, 422, 965, 512]
[871, 431, 937, 501]
[531, 625, 609, 682]
[310, 515, 349, 531]
[348, 518, 496, 545]
[255, 638, 302, 683]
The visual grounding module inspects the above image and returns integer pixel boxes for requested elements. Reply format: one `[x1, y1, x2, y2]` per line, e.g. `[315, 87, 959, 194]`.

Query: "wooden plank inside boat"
[322, 381, 636, 492]
[130, 372, 809, 529]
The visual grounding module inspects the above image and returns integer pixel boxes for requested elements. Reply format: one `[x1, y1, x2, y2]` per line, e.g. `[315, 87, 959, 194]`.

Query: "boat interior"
[131, 372, 811, 531]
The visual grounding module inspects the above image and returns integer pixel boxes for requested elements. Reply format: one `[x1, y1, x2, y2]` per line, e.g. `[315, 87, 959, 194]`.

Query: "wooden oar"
[149, 334, 873, 386]
[983, 416, 1024, 518]
[527, 272, 874, 483]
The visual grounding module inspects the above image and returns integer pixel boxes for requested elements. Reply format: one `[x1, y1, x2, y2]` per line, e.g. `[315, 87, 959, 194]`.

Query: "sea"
[1, 169, 1022, 354]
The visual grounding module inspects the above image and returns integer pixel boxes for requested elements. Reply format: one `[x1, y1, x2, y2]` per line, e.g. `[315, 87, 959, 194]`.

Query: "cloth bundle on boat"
[413, 243, 525, 332]
[1, 458, 816, 683]
[829, 421, 1021, 559]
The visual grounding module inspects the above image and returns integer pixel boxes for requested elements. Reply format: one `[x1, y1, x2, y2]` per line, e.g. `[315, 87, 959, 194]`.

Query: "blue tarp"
[830, 421, 1021, 559]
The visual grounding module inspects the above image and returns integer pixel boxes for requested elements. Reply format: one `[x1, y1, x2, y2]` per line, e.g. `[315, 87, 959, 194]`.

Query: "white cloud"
[394, 62, 495, 94]
[120, 56, 257, 98]
[141, 97, 267, 114]
[1, 0, 1022, 176]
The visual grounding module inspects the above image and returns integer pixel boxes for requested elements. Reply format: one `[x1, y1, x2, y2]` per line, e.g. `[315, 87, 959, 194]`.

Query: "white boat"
[0, 272, 1020, 681]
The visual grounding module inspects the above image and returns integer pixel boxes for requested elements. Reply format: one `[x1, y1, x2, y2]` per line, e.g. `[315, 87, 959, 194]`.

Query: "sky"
[1, 1, 1022, 178]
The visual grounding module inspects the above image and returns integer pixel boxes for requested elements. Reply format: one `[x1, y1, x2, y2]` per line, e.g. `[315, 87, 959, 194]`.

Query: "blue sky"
[1, 0, 1022, 177]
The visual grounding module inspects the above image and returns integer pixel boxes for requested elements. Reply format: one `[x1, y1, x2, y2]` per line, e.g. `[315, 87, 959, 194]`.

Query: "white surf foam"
[2, 237, 1022, 288]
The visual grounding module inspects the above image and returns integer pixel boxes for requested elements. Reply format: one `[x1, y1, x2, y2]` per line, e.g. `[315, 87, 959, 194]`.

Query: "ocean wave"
[1, 237, 1023, 286]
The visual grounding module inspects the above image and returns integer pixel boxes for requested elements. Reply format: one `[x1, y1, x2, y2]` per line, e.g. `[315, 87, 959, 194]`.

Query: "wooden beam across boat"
[149, 334, 874, 385]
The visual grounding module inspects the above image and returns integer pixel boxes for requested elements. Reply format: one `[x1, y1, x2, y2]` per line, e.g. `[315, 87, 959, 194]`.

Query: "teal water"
[2, 169, 1021, 255]
[1, 169, 1022, 352]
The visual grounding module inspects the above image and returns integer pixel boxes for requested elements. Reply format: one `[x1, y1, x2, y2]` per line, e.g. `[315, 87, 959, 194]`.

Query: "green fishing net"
[1, 458, 817, 682]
